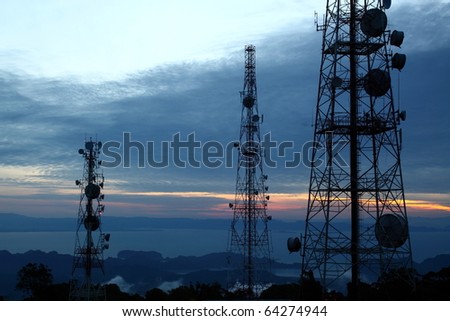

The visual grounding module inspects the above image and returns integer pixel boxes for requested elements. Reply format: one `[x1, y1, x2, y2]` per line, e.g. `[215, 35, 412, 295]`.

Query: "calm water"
[0, 229, 448, 263]
[0, 229, 301, 263]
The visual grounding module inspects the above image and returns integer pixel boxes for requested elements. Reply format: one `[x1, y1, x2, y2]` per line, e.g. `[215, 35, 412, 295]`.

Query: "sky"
[0, 0, 450, 225]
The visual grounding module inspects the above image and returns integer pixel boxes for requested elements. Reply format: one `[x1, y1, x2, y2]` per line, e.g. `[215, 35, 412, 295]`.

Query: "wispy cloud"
[0, 1, 449, 219]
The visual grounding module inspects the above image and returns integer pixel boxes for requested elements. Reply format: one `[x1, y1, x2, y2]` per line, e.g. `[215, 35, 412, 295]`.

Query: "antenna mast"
[69, 138, 110, 300]
[302, 0, 413, 299]
[228, 45, 272, 298]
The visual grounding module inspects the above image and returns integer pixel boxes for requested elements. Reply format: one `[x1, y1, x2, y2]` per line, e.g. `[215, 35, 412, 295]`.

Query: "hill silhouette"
[0, 249, 301, 299]
[2, 249, 450, 300]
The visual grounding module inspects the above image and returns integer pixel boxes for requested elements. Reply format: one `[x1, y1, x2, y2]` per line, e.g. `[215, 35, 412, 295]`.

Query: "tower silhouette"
[228, 45, 272, 298]
[69, 138, 110, 300]
[302, 0, 413, 298]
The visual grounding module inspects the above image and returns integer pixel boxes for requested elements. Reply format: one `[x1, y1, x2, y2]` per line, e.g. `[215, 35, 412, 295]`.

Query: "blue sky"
[0, 0, 449, 223]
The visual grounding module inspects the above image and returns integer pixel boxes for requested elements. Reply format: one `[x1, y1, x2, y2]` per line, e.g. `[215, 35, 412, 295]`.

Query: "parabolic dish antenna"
[84, 215, 100, 232]
[375, 214, 408, 248]
[287, 237, 301, 253]
[390, 30, 404, 47]
[85, 183, 101, 199]
[85, 141, 94, 151]
[331, 76, 343, 88]
[364, 68, 391, 97]
[360, 8, 388, 37]
[383, 0, 392, 10]
[392, 53, 406, 71]
[243, 95, 255, 108]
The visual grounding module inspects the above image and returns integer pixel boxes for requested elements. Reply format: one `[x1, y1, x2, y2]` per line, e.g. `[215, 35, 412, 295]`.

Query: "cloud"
[0, 0, 315, 79]
[1, 1, 449, 218]
[105, 275, 134, 293]
[389, 1, 450, 53]
[158, 279, 183, 292]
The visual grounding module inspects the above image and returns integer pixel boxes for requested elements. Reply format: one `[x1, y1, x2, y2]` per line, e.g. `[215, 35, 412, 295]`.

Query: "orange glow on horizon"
[405, 199, 450, 212]
[2, 184, 449, 218]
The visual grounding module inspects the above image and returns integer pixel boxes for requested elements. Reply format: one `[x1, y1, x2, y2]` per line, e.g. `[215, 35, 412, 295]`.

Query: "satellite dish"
[84, 215, 100, 231]
[364, 68, 391, 97]
[375, 214, 408, 248]
[399, 110, 406, 121]
[392, 53, 406, 71]
[390, 30, 404, 47]
[85, 183, 101, 199]
[360, 8, 388, 37]
[243, 95, 255, 108]
[287, 237, 301, 253]
[78, 149, 84, 155]
[252, 115, 260, 122]
[383, 0, 392, 9]
[240, 142, 259, 157]
[331, 77, 343, 88]
[85, 141, 94, 151]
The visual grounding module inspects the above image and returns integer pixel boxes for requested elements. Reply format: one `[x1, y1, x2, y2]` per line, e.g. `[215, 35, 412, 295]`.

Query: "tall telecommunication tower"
[69, 138, 110, 300]
[228, 45, 272, 298]
[301, 0, 413, 297]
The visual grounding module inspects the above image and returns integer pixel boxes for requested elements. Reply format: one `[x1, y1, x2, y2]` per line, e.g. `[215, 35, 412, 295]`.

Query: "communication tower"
[228, 45, 272, 298]
[69, 138, 110, 300]
[301, 0, 413, 297]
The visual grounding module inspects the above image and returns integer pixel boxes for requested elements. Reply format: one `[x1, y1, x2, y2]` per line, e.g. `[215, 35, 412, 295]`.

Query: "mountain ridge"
[0, 249, 300, 299]
[1, 248, 449, 300]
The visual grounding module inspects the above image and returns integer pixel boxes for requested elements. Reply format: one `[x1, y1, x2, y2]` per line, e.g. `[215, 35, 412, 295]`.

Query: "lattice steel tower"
[228, 45, 272, 298]
[69, 138, 110, 300]
[302, 0, 413, 297]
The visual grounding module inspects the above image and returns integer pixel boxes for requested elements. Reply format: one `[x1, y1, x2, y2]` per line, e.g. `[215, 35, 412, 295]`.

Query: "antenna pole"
[228, 45, 272, 298]
[349, 0, 360, 300]
[302, 0, 414, 299]
[70, 138, 109, 300]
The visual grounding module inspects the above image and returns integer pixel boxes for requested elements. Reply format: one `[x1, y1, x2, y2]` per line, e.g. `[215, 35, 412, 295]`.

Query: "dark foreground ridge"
[1, 249, 450, 300]
[0, 249, 300, 300]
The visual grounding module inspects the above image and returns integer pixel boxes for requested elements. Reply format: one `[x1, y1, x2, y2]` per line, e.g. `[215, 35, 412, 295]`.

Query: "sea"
[0, 228, 449, 264]
[0, 229, 303, 264]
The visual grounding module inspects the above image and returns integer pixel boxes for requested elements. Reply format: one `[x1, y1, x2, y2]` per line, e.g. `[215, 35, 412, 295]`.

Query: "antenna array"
[228, 45, 272, 298]
[69, 138, 110, 300]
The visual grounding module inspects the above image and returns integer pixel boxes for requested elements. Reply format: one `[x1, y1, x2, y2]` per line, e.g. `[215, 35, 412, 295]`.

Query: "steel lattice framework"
[228, 45, 272, 298]
[302, 0, 413, 297]
[69, 138, 109, 300]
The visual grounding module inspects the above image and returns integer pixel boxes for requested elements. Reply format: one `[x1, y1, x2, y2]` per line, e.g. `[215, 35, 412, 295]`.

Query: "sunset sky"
[0, 0, 449, 222]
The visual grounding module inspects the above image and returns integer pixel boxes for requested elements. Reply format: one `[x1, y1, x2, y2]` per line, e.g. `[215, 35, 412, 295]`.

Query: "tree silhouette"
[104, 284, 143, 300]
[376, 268, 417, 300]
[299, 271, 324, 300]
[260, 283, 302, 300]
[168, 284, 197, 300]
[167, 282, 227, 300]
[16, 263, 53, 300]
[145, 288, 169, 300]
[416, 266, 450, 300]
